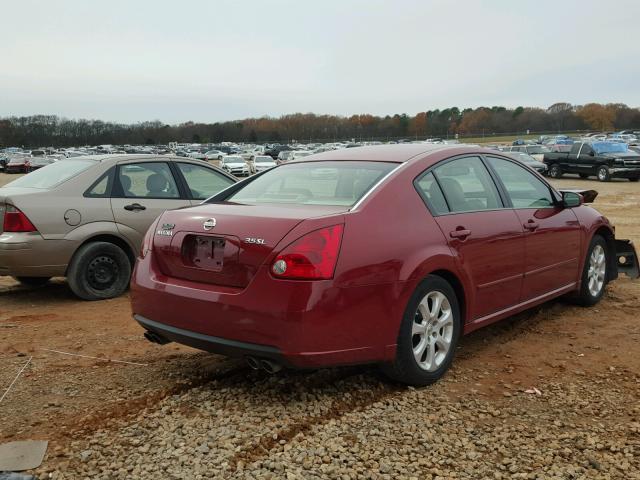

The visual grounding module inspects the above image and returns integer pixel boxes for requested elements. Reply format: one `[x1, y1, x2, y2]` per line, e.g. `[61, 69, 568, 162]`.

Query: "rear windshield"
[4, 159, 96, 189]
[227, 161, 396, 206]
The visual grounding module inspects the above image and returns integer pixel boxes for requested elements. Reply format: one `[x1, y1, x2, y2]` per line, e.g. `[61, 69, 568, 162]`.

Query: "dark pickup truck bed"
[543, 142, 640, 182]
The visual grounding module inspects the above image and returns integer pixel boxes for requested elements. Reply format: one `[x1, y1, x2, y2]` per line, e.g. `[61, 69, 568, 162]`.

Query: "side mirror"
[589, 151, 595, 156]
[562, 191, 583, 208]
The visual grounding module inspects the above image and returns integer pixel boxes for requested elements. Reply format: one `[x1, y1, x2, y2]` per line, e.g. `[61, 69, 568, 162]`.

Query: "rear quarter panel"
[331, 161, 462, 354]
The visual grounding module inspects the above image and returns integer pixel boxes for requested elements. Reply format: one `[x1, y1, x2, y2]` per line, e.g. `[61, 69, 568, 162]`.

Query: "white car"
[253, 155, 277, 173]
[187, 151, 207, 161]
[220, 155, 250, 176]
[204, 150, 225, 161]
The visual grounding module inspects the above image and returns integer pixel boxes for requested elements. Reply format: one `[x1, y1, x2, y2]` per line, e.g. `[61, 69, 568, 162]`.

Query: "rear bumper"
[135, 314, 286, 362]
[130, 255, 404, 368]
[0, 233, 70, 277]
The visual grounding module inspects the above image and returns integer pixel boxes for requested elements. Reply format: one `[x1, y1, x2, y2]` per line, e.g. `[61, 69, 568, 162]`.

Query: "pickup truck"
[543, 141, 640, 182]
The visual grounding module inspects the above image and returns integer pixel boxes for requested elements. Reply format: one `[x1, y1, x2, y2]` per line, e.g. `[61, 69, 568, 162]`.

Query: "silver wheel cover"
[587, 244, 606, 297]
[412, 291, 454, 372]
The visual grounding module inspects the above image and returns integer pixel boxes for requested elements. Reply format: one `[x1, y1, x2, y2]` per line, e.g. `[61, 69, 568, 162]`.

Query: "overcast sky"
[2, 0, 639, 124]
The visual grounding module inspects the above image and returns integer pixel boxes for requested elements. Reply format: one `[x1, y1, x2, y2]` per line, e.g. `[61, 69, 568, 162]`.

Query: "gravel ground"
[37, 367, 640, 479]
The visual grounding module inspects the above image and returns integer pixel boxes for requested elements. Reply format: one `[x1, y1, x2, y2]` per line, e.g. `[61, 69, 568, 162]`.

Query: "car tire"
[14, 276, 51, 287]
[597, 165, 611, 182]
[381, 275, 461, 386]
[548, 164, 562, 178]
[629, 177, 639, 182]
[579, 173, 589, 179]
[573, 235, 608, 307]
[67, 241, 131, 300]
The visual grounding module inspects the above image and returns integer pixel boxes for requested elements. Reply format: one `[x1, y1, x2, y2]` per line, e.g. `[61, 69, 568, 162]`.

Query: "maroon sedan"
[131, 145, 639, 385]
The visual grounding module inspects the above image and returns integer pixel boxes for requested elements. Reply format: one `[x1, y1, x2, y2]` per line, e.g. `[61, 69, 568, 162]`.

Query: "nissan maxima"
[131, 145, 639, 385]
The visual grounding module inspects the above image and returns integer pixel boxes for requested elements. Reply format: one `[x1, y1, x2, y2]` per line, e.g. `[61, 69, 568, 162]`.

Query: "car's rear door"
[110, 160, 191, 249]
[485, 156, 581, 300]
[419, 156, 525, 320]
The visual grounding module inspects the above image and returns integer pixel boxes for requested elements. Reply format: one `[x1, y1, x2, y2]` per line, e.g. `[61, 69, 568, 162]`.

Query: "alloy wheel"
[587, 244, 606, 297]
[411, 291, 454, 372]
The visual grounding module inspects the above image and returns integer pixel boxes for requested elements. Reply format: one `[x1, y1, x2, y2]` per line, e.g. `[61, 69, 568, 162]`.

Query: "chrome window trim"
[349, 162, 407, 212]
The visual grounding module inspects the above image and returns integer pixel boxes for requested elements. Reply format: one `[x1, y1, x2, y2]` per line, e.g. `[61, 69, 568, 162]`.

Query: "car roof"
[59, 154, 205, 164]
[290, 144, 493, 165]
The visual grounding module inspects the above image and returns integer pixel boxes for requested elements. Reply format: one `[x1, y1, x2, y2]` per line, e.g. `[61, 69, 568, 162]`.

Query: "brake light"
[3, 205, 37, 232]
[271, 224, 344, 280]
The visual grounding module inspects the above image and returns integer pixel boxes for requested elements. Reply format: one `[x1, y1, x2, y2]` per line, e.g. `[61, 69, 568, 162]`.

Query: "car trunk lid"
[152, 202, 348, 287]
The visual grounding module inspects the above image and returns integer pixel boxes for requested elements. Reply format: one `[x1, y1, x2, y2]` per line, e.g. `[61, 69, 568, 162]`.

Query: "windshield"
[227, 161, 396, 206]
[592, 142, 629, 154]
[255, 157, 272, 163]
[224, 156, 243, 163]
[4, 159, 96, 189]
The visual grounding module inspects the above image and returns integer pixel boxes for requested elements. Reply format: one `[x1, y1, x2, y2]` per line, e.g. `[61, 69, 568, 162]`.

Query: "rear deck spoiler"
[559, 189, 598, 203]
[615, 239, 640, 279]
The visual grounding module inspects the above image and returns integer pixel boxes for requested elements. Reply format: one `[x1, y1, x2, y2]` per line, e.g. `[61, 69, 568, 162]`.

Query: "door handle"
[124, 203, 146, 211]
[523, 220, 539, 231]
[449, 228, 471, 240]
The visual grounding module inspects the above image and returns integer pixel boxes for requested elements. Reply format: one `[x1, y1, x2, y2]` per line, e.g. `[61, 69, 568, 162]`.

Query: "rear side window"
[5, 159, 96, 189]
[415, 172, 449, 215]
[84, 168, 114, 198]
[227, 161, 396, 206]
[433, 157, 502, 213]
[486, 157, 554, 208]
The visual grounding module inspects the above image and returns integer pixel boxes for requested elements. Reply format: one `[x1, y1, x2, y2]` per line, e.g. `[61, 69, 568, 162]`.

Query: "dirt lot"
[1, 172, 639, 479]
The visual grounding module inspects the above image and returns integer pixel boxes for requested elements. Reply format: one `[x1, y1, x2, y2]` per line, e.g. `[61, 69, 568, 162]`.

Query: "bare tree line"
[1, 102, 638, 148]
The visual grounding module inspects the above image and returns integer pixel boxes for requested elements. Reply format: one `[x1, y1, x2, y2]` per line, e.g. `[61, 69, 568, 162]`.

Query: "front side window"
[117, 162, 180, 198]
[176, 163, 234, 200]
[226, 161, 395, 206]
[487, 157, 554, 208]
[581, 144, 594, 155]
[433, 156, 502, 213]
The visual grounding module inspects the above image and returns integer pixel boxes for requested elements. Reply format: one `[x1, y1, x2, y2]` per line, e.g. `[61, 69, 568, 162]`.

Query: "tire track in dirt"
[61, 361, 252, 440]
[227, 367, 403, 471]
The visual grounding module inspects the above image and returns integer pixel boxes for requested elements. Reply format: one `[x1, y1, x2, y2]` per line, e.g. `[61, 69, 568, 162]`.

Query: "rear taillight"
[3, 205, 37, 232]
[271, 224, 344, 280]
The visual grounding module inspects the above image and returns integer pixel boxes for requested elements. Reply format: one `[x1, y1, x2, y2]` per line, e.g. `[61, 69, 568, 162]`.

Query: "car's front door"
[420, 156, 525, 321]
[110, 161, 191, 249]
[486, 156, 581, 300]
[173, 162, 235, 205]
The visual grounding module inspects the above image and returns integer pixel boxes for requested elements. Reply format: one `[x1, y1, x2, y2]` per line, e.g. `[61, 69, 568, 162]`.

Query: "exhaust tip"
[260, 359, 282, 374]
[144, 330, 171, 345]
[246, 356, 260, 370]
